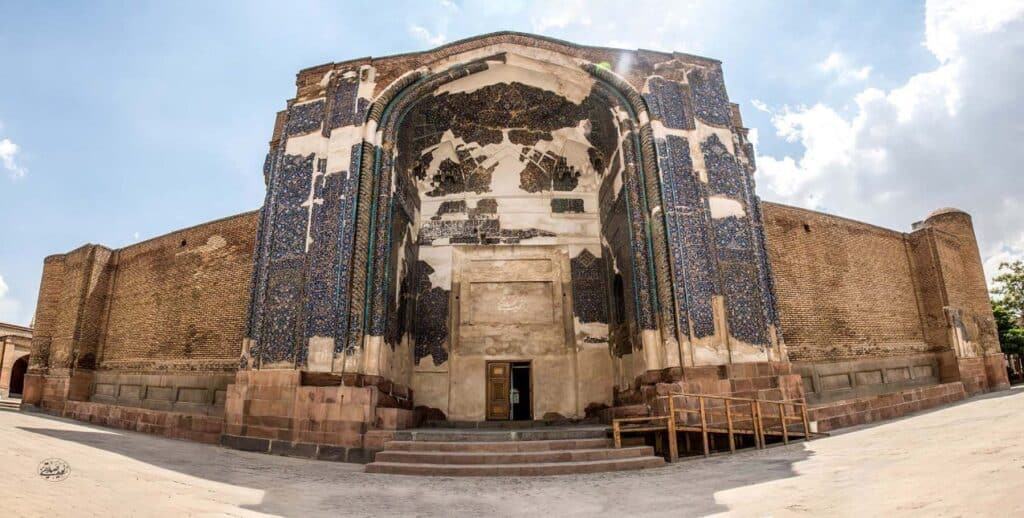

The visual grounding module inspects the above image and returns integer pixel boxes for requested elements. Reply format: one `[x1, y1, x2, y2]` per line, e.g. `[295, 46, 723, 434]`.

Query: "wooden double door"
[485, 361, 532, 421]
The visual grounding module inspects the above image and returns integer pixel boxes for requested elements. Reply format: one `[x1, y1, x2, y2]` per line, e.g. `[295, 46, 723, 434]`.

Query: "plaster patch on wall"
[709, 196, 746, 219]
[435, 59, 593, 103]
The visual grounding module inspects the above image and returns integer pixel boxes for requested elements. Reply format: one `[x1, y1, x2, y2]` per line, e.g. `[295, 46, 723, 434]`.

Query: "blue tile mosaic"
[720, 261, 768, 345]
[642, 77, 695, 130]
[285, 100, 325, 136]
[688, 68, 732, 127]
[328, 77, 362, 129]
[656, 135, 718, 338]
[571, 249, 610, 324]
[701, 134, 745, 200]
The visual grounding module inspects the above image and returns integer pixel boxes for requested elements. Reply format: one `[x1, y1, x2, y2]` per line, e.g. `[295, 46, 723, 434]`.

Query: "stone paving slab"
[1, 388, 1022, 516]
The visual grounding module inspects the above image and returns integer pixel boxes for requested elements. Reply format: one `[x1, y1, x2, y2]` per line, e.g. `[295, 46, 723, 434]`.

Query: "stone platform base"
[220, 433, 379, 463]
[808, 382, 966, 432]
[365, 426, 665, 476]
[56, 400, 224, 443]
[219, 370, 415, 463]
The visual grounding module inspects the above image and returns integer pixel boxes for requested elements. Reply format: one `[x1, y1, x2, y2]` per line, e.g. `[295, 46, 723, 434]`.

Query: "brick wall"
[98, 211, 259, 372]
[762, 203, 934, 361]
[925, 211, 1001, 355]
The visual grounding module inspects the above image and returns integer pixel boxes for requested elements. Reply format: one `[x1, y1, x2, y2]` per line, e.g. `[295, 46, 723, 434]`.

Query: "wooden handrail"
[613, 390, 814, 462]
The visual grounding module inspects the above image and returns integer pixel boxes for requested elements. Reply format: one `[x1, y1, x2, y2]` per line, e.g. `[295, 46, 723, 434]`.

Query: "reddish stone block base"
[58, 400, 224, 443]
[610, 361, 803, 418]
[21, 373, 70, 414]
[220, 434, 378, 463]
[808, 382, 966, 432]
[955, 354, 1011, 396]
[220, 370, 414, 463]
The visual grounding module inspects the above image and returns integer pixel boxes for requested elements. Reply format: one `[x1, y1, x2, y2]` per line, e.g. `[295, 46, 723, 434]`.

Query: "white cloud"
[0, 137, 26, 179]
[925, 0, 1024, 63]
[0, 274, 22, 324]
[817, 51, 872, 82]
[750, 99, 770, 113]
[754, 0, 1024, 284]
[408, 24, 447, 46]
[530, 0, 592, 33]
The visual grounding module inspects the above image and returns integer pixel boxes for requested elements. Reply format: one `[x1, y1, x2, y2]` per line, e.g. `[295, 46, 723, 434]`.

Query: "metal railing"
[611, 392, 812, 462]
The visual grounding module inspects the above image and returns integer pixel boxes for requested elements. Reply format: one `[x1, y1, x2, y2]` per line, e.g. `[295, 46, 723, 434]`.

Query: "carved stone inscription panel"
[469, 282, 555, 325]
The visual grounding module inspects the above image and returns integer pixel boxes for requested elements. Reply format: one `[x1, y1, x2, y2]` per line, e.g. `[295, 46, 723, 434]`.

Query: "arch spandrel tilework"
[243, 34, 785, 373]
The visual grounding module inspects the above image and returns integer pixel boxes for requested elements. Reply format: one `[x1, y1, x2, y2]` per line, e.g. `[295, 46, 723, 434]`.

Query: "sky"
[0, 0, 1022, 326]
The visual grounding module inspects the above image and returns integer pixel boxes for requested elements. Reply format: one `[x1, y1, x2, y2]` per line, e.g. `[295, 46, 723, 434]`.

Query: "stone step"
[365, 456, 666, 476]
[375, 446, 653, 465]
[384, 437, 612, 452]
[391, 427, 608, 443]
[420, 418, 601, 429]
[0, 401, 20, 411]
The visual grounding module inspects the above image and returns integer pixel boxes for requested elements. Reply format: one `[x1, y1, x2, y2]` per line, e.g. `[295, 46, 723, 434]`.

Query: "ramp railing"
[612, 392, 813, 462]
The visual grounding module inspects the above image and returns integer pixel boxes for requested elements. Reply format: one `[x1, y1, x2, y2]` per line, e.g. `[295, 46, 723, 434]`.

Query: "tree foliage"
[993, 299, 1024, 355]
[991, 260, 1024, 354]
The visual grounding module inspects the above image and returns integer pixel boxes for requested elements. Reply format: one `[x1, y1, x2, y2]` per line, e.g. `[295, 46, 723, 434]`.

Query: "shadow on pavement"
[16, 410, 816, 517]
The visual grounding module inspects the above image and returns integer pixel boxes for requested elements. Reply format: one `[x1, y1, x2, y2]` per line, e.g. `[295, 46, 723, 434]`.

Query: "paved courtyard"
[1, 388, 1022, 517]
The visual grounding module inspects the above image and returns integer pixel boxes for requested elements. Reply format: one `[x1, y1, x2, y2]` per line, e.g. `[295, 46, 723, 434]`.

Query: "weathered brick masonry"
[764, 203, 1008, 402]
[22, 211, 258, 425]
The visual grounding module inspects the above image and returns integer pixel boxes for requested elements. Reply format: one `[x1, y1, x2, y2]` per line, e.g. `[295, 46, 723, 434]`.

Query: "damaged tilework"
[285, 100, 325, 136]
[432, 200, 468, 219]
[596, 141, 653, 347]
[700, 134, 771, 345]
[749, 192, 780, 328]
[398, 82, 617, 200]
[617, 129, 657, 331]
[258, 153, 316, 363]
[399, 82, 615, 160]
[426, 157, 496, 197]
[385, 249, 415, 347]
[642, 77, 695, 130]
[519, 152, 584, 193]
[332, 145, 363, 351]
[377, 206, 412, 342]
[654, 135, 695, 338]
[262, 152, 273, 185]
[701, 134, 746, 199]
[657, 135, 717, 338]
[411, 261, 449, 365]
[431, 198, 498, 220]
[472, 198, 498, 216]
[688, 68, 732, 128]
[269, 154, 315, 261]
[416, 219, 555, 245]
[713, 216, 754, 262]
[261, 265, 303, 364]
[551, 198, 585, 213]
[304, 172, 347, 338]
[328, 76, 362, 129]
[281, 144, 365, 353]
[720, 261, 768, 345]
[246, 147, 278, 344]
[368, 153, 401, 338]
[571, 249, 609, 324]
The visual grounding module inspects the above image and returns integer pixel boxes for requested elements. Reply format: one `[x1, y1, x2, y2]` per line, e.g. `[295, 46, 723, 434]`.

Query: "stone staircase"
[365, 426, 665, 476]
[0, 399, 21, 411]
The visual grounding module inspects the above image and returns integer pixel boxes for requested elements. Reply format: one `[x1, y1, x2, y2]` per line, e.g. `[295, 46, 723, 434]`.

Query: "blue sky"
[1, 0, 1022, 325]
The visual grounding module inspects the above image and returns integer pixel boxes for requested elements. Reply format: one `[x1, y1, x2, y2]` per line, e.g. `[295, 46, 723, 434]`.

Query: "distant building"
[0, 321, 32, 398]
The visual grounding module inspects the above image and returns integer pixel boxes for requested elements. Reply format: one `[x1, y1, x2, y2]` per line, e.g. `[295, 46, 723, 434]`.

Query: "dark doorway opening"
[9, 356, 28, 396]
[510, 362, 531, 421]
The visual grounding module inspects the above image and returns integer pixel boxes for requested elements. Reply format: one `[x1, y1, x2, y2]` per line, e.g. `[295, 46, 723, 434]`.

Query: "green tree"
[991, 260, 1024, 354]
[992, 299, 1024, 355]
